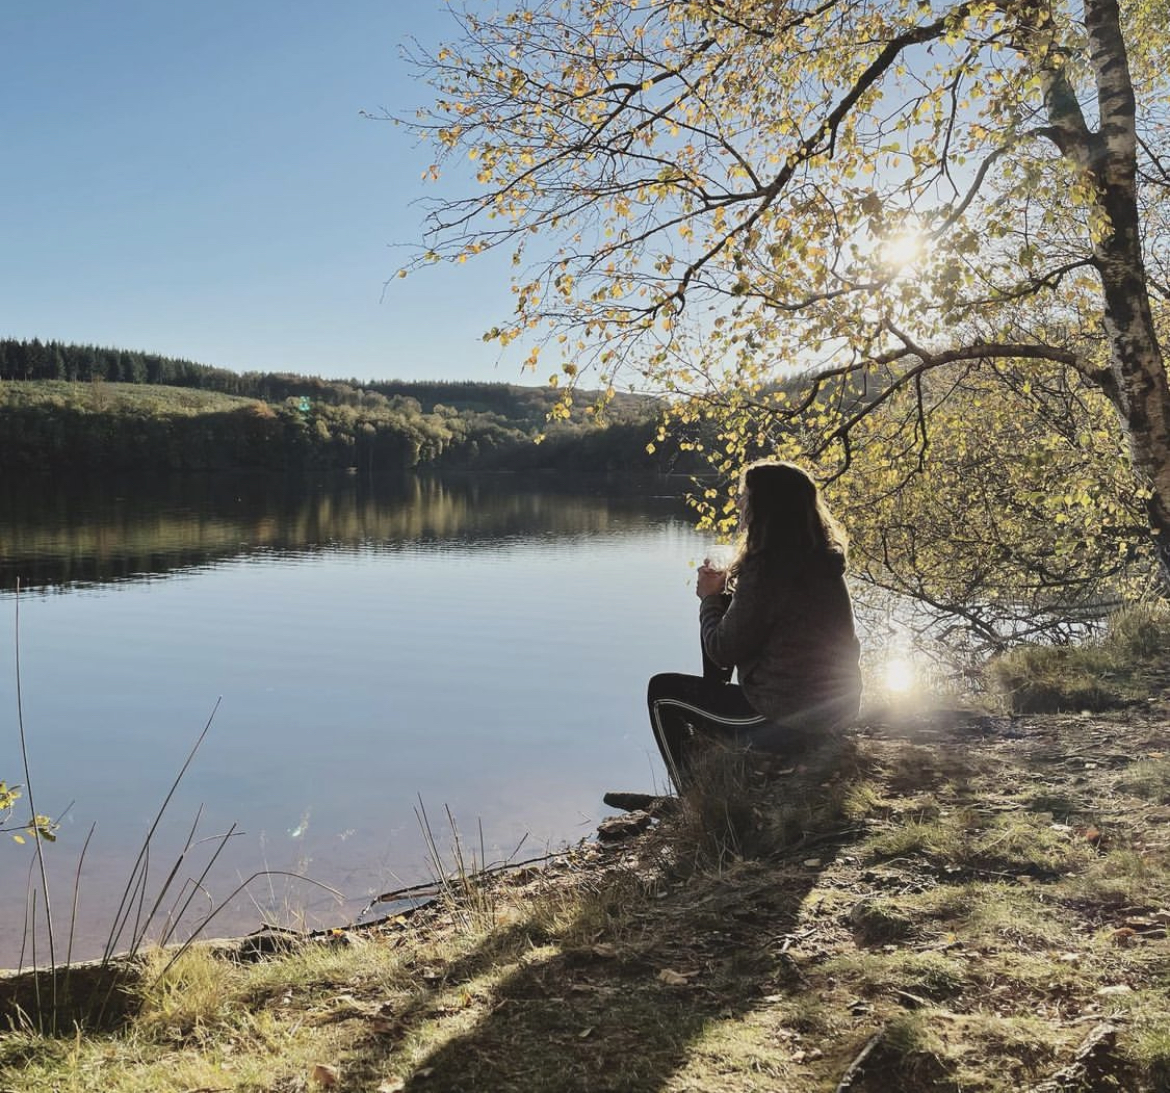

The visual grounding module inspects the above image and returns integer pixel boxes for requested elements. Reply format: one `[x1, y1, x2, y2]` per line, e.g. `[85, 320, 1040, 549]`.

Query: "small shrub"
[883, 1009, 949, 1073]
[840, 779, 884, 821]
[136, 947, 245, 1039]
[669, 734, 864, 870]
[1109, 602, 1170, 660]
[986, 645, 1116, 713]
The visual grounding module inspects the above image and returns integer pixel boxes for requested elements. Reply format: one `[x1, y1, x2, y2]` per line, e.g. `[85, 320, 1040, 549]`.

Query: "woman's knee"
[647, 672, 693, 705]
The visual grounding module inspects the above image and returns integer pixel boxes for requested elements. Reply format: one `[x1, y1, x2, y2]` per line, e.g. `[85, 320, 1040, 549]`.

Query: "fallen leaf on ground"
[312, 1063, 339, 1087]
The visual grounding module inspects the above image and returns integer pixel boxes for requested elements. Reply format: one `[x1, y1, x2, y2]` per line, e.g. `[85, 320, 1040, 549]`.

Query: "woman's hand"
[696, 560, 727, 598]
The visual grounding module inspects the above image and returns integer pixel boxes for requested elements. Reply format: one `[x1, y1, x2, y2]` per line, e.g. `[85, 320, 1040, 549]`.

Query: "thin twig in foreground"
[63, 822, 97, 1000]
[835, 1029, 885, 1093]
[361, 847, 559, 917]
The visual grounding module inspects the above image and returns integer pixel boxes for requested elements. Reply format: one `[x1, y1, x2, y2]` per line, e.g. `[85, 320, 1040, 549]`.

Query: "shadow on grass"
[340, 743, 865, 1093]
[375, 863, 834, 1092]
[0, 961, 143, 1034]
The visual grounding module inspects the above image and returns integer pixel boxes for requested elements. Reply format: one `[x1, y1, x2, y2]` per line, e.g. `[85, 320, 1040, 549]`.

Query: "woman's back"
[737, 550, 861, 723]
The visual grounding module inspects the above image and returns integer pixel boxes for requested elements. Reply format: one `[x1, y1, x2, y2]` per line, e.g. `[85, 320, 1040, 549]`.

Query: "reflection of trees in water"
[0, 474, 692, 592]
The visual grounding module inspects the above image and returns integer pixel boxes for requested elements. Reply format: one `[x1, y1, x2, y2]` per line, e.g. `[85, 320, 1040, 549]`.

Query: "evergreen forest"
[0, 338, 686, 475]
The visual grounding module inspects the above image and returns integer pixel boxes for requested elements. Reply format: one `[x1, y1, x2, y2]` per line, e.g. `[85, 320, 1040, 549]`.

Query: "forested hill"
[0, 339, 692, 475]
[0, 338, 647, 426]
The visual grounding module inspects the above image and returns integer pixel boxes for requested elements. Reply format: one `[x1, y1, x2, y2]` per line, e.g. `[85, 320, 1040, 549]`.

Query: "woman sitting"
[647, 460, 862, 791]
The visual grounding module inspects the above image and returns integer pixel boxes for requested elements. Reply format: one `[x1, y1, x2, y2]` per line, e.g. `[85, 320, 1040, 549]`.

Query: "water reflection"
[0, 472, 707, 965]
[0, 473, 692, 593]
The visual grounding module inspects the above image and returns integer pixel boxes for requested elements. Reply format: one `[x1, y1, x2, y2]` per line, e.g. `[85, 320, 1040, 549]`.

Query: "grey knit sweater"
[699, 549, 862, 730]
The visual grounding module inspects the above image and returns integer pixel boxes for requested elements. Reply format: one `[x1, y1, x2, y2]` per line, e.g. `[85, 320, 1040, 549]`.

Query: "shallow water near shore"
[0, 472, 709, 966]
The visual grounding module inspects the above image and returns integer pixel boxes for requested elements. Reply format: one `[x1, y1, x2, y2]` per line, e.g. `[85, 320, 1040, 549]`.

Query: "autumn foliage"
[406, 0, 1170, 645]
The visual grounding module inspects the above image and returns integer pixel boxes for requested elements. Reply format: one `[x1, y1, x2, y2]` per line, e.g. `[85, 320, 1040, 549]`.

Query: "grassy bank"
[0, 379, 675, 475]
[4, 690, 1170, 1092]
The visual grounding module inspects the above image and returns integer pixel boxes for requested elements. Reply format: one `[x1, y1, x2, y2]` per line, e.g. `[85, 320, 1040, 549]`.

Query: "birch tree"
[404, 0, 1170, 642]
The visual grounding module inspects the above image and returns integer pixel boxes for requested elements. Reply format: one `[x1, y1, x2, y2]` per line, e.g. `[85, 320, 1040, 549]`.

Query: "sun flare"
[880, 229, 923, 271]
[883, 656, 917, 693]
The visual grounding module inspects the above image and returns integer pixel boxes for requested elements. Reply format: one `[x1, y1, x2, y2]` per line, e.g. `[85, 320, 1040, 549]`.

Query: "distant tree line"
[0, 340, 700, 475]
[0, 338, 645, 423]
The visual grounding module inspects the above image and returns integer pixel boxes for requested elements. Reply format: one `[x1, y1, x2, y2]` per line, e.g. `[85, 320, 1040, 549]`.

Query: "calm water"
[0, 472, 713, 965]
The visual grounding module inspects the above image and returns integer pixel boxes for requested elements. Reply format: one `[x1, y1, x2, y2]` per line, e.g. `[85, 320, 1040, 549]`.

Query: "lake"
[0, 472, 715, 966]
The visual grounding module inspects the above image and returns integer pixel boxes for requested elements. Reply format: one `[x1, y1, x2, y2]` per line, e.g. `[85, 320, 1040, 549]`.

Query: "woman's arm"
[699, 557, 783, 669]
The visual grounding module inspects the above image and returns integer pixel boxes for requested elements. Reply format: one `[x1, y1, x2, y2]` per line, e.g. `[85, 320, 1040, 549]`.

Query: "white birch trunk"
[1080, 0, 1170, 580]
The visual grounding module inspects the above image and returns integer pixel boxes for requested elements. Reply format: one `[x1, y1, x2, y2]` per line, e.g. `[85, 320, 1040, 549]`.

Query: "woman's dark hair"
[731, 460, 847, 570]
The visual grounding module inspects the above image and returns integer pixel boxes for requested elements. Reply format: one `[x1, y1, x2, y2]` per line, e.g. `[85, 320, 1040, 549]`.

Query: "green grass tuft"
[986, 602, 1170, 713]
[1125, 1020, 1170, 1090]
[824, 948, 967, 1000]
[1122, 758, 1170, 804]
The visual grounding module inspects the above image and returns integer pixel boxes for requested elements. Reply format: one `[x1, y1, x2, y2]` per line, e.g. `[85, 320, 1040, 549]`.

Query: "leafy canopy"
[405, 0, 1170, 646]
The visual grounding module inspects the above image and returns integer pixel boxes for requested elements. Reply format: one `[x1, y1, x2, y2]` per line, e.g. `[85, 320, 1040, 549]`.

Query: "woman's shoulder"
[751, 546, 847, 579]
[735, 550, 792, 590]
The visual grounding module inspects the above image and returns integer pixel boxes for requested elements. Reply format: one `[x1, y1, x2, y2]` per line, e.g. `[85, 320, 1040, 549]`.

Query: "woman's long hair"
[729, 461, 847, 576]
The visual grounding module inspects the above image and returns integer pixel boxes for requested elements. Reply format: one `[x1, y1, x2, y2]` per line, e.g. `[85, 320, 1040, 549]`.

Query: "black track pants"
[646, 672, 765, 792]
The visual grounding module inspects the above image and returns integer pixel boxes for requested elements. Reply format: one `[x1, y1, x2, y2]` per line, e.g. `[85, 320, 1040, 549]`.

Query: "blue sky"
[0, 2, 520, 383]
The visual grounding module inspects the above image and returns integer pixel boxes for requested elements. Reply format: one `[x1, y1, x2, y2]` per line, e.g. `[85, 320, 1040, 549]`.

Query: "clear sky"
[0, 2, 522, 383]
